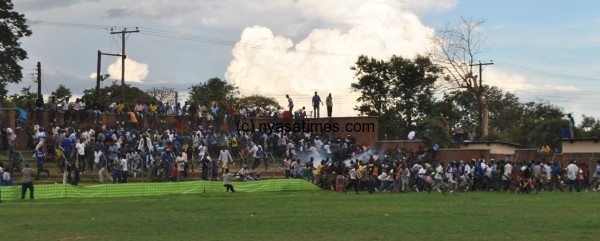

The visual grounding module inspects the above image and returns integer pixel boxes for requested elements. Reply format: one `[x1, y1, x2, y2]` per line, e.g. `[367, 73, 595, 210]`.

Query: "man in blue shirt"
[61, 134, 73, 163]
[312, 92, 323, 118]
[16, 107, 27, 129]
[550, 162, 563, 192]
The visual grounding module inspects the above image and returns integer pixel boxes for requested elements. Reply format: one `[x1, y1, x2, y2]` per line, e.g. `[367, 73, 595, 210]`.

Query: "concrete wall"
[460, 142, 518, 155]
[561, 139, 600, 153]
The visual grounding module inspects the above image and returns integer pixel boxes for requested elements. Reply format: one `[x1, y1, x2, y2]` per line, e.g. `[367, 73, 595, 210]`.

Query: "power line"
[495, 61, 600, 82]
[28, 20, 356, 58]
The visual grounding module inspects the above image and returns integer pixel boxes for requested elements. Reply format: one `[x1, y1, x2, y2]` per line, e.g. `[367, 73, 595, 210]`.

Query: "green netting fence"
[0, 179, 320, 201]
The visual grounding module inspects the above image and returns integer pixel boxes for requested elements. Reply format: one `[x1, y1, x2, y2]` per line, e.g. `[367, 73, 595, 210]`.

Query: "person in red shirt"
[176, 117, 184, 133]
[170, 162, 178, 182]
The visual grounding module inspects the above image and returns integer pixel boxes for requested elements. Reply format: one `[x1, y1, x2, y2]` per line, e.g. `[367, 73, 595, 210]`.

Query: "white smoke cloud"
[226, 0, 435, 116]
[106, 58, 149, 83]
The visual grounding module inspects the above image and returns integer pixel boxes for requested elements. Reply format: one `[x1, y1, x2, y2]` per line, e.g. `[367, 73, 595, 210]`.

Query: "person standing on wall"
[567, 113, 575, 139]
[312, 91, 323, 118]
[286, 94, 294, 114]
[326, 93, 333, 117]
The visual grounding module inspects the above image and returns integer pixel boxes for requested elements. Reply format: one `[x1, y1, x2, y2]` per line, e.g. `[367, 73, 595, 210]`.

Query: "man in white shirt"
[219, 147, 233, 173]
[433, 163, 444, 192]
[62, 98, 70, 123]
[121, 156, 129, 183]
[503, 161, 513, 191]
[286, 94, 294, 114]
[75, 139, 86, 173]
[345, 165, 359, 194]
[566, 160, 580, 192]
[223, 169, 235, 192]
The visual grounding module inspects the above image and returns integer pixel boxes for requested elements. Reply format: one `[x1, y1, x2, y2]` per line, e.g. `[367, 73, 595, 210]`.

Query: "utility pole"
[110, 28, 139, 98]
[36, 62, 42, 98]
[96, 50, 124, 101]
[470, 61, 493, 137]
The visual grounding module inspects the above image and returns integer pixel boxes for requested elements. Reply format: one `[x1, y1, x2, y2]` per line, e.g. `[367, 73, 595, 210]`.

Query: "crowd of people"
[0, 94, 358, 193]
[311, 152, 600, 195]
[2, 93, 599, 198]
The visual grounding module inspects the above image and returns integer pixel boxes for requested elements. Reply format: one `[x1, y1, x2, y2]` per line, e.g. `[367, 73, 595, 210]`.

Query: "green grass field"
[2, 191, 599, 241]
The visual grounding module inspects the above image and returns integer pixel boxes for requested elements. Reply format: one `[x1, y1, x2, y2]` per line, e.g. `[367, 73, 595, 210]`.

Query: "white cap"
[5, 128, 13, 134]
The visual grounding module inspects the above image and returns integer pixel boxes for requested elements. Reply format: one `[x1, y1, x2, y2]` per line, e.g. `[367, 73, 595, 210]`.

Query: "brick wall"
[434, 148, 491, 165]
[1, 109, 379, 150]
[235, 116, 379, 147]
[376, 140, 428, 152]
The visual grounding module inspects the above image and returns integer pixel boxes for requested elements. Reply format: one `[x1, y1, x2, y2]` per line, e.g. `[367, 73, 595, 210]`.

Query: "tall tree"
[351, 55, 441, 139]
[81, 81, 156, 107]
[351, 56, 391, 116]
[433, 17, 491, 137]
[50, 84, 72, 104]
[236, 95, 281, 110]
[188, 77, 239, 105]
[0, 0, 32, 100]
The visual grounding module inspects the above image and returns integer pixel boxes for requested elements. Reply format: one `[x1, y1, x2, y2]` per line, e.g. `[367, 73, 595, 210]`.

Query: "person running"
[591, 160, 600, 191]
[345, 164, 359, 194]
[223, 169, 235, 192]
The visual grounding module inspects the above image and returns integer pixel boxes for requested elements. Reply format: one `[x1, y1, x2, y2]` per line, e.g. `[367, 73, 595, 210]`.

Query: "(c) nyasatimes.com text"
[236, 119, 375, 135]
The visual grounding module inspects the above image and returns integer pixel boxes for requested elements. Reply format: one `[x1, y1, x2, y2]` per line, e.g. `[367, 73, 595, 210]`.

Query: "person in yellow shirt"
[148, 102, 158, 126]
[116, 101, 125, 125]
[315, 160, 325, 188]
[357, 161, 365, 191]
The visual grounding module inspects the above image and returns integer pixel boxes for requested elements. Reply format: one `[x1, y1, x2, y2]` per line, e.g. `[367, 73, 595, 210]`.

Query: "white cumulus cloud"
[226, 0, 435, 116]
[106, 58, 149, 83]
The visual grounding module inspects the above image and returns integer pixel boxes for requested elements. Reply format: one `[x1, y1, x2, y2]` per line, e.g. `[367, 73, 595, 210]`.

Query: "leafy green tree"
[188, 77, 239, 105]
[81, 80, 156, 108]
[0, 0, 32, 101]
[513, 101, 564, 148]
[236, 95, 281, 110]
[351, 55, 441, 139]
[50, 84, 72, 104]
[351, 56, 391, 116]
[576, 115, 600, 139]
[4, 86, 37, 108]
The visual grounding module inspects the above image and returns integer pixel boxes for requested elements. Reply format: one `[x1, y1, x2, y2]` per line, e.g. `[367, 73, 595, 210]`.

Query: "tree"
[188, 77, 239, 105]
[351, 55, 441, 139]
[236, 95, 281, 110]
[0, 0, 32, 101]
[351, 56, 391, 117]
[4, 85, 37, 108]
[50, 84, 72, 104]
[576, 115, 600, 139]
[81, 81, 156, 108]
[146, 87, 176, 104]
[433, 17, 491, 137]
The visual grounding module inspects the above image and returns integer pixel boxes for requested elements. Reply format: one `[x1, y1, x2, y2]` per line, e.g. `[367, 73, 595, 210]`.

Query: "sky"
[9, 0, 600, 123]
